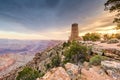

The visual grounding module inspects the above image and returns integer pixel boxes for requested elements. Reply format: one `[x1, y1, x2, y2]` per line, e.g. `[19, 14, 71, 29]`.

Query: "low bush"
[90, 55, 107, 66]
[63, 41, 71, 48]
[16, 67, 44, 80]
[51, 54, 61, 67]
[45, 63, 51, 70]
[63, 41, 88, 64]
[83, 33, 100, 41]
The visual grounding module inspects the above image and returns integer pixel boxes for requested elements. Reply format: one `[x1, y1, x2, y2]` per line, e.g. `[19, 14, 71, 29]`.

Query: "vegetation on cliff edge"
[90, 55, 107, 66]
[16, 67, 44, 80]
[63, 41, 88, 64]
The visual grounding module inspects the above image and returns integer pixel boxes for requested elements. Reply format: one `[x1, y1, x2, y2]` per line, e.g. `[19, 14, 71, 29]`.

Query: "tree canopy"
[105, 0, 120, 23]
[63, 41, 88, 64]
[83, 33, 101, 41]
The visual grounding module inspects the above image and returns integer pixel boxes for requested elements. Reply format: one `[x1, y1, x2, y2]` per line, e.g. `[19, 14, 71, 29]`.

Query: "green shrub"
[63, 41, 88, 64]
[90, 55, 107, 66]
[103, 34, 120, 40]
[45, 63, 51, 71]
[16, 67, 44, 80]
[45, 54, 61, 71]
[83, 33, 100, 41]
[63, 41, 71, 48]
[51, 54, 61, 67]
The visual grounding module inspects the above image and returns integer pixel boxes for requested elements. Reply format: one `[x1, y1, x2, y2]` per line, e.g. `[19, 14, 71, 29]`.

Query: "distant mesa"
[69, 23, 83, 41]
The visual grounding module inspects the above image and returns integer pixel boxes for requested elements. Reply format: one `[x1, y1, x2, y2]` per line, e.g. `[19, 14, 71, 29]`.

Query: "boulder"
[65, 63, 79, 75]
[65, 63, 82, 80]
[107, 38, 119, 44]
[83, 62, 89, 70]
[38, 67, 70, 80]
[117, 43, 120, 47]
[92, 46, 104, 55]
[101, 60, 120, 80]
[92, 45, 120, 60]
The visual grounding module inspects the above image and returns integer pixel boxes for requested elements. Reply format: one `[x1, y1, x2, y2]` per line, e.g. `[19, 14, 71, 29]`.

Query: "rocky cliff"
[2, 42, 63, 80]
[2, 41, 120, 80]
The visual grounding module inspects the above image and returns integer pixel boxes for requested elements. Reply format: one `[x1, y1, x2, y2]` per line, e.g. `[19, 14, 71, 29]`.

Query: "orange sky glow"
[0, 12, 119, 40]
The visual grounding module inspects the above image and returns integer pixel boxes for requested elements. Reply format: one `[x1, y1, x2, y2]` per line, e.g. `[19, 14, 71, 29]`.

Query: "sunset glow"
[0, 0, 118, 40]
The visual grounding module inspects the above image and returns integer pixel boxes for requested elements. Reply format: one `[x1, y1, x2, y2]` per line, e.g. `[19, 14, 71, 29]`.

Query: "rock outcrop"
[2, 43, 63, 80]
[37, 62, 114, 80]
[81, 66, 113, 80]
[2, 41, 120, 80]
[93, 47, 120, 60]
[26, 43, 64, 73]
[107, 38, 119, 44]
[0, 56, 15, 71]
[37, 63, 80, 80]
[65, 63, 79, 79]
[101, 60, 120, 80]
[37, 67, 70, 80]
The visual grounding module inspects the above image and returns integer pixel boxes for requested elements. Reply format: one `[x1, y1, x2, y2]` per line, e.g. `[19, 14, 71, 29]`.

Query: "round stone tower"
[69, 23, 80, 41]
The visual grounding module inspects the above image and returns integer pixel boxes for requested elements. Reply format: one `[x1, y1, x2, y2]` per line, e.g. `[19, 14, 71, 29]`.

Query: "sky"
[0, 0, 118, 40]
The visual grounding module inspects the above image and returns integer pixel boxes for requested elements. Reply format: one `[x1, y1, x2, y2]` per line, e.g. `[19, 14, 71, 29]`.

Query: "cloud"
[0, 0, 116, 40]
[45, 0, 60, 8]
[0, 11, 116, 40]
[0, 31, 47, 40]
[79, 12, 116, 35]
[0, 0, 106, 32]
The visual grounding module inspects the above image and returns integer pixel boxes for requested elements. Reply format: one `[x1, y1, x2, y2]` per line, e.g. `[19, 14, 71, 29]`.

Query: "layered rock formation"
[37, 62, 114, 80]
[85, 41, 120, 60]
[82, 41, 120, 80]
[92, 46, 120, 60]
[37, 67, 70, 80]
[2, 41, 120, 80]
[2, 42, 63, 80]
[101, 61, 120, 80]
[37, 63, 79, 80]
[26, 43, 64, 73]
[0, 55, 15, 71]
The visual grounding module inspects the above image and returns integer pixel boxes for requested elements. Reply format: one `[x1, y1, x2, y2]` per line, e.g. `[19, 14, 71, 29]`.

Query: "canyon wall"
[2, 43, 63, 80]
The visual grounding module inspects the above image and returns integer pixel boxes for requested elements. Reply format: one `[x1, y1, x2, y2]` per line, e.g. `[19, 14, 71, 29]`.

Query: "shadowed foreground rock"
[101, 60, 120, 80]
[37, 63, 80, 80]
[37, 62, 114, 80]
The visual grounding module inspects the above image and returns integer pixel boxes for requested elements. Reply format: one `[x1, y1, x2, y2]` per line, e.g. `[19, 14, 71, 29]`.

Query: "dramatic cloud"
[0, 0, 116, 40]
[79, 12, 117, 35]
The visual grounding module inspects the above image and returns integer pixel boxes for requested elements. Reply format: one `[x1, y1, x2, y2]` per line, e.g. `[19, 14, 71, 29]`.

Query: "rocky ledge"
[37, 63, 114, 80]
[2, 42, 63, 80]
[37, 67, 70, 80]
[101, 60, 120, 80]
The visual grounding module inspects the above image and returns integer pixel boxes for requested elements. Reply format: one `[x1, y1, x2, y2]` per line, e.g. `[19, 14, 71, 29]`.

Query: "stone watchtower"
[69, 23, 80, 41]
